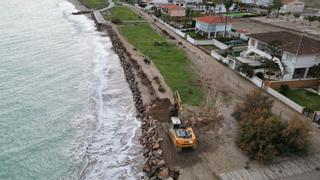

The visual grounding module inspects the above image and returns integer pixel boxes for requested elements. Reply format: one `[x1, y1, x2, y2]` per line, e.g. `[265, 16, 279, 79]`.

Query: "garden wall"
[267, 87, 304, 113]
[268, 79, 320, 90]
[186, 35, 229, 49]
[211, 50, 226, 62]
[151, 15, 186, 38]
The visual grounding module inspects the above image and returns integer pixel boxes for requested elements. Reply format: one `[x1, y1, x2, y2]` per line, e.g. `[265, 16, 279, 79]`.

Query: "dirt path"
[128, 5, 320, 179]
[108, 23, 173, 105]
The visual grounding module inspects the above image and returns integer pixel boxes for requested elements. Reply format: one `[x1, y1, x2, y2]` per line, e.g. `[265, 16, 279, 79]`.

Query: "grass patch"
[280, 89, 320, 112]
[201, 45, 218, 51]
[119, 23, 204, 105]
[186, 31, 208, 40]
[80, 0, 108, 9]
[226, 12, 255, 17]
[104, 6, 143, 21]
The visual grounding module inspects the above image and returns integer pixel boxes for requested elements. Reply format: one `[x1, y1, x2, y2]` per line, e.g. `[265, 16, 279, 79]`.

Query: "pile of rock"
[100, 22, 178, 179]
[140, 115, 178, 180]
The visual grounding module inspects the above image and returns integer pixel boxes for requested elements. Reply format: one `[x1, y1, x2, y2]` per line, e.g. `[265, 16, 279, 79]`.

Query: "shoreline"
[69, 0, 178, 179]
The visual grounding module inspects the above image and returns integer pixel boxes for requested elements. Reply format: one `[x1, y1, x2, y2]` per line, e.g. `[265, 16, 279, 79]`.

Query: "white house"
[241, 0, 272, 6]
[147, 0, 169, 5]
[239, 31, 320, 80]
[194, 15, 233, 38]
[280, 0, 305, 13]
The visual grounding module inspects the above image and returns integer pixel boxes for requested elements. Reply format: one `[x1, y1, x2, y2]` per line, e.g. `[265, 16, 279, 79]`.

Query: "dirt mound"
[182, 106, 224, 132]
[146, 98, 172, 122]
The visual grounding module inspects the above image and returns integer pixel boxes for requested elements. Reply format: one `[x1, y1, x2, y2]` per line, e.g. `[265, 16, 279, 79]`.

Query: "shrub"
[234, 90, 310, 162]
[278, 84, 290, 94]
[256, 72, 264, 80]
[238, 63, 254, 78]
[232, 90, 273, 121]
[111, 18, 122, 24]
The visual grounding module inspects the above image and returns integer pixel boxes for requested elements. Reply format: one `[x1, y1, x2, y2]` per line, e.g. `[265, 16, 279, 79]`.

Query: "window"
[293, 68, 306, 79]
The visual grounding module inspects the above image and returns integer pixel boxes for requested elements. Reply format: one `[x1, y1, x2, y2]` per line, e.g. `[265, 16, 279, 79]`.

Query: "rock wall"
[98, 22, 178, 180]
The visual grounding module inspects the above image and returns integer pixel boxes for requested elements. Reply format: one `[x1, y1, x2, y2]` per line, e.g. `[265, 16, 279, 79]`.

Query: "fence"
[268, 79, 320, 90]
[267, 87, 304, 113]
[211, 50, 226, 62]
[152, 15, 186, 38]
[186, 35, 229, 49]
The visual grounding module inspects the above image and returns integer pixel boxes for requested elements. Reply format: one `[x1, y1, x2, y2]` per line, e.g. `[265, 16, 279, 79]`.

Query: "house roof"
[194, 16, 232, 25]
[249, 31, 320, 55]
[160, 4, 185, 10]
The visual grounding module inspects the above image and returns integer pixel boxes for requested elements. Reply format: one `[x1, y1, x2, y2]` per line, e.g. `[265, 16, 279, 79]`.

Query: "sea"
[0, 0, 143, 179]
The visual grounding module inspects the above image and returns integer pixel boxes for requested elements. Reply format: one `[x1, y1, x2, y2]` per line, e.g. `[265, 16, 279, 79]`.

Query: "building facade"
[241, 31, 320, 80]
[280, 0, 305, 13]
[194, 16, 232, 38]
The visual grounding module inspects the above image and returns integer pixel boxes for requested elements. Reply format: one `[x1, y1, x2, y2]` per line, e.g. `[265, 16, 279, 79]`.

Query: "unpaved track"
[129, 5, 301, 122]
[129, 5, 320, 179]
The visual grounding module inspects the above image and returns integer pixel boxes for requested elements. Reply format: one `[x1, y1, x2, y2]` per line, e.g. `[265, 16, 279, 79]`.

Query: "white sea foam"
[59, 1, 143, 180]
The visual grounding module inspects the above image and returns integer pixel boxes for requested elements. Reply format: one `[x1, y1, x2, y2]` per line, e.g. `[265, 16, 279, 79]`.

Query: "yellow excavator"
[168, 91, 197, 152]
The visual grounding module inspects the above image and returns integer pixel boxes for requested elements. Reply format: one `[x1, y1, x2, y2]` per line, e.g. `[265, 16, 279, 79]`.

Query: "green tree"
[273, 0, 283, 18]
[264, 59, 280, 80]
[317, 16, 320, 27]
[238, 63, 254, 78]
[293, 13, 300, 23]
[307, 16, 317, 26]
[267, 5, 273, 18]
[234, 90, 311, 162]
[286, 11, 291, 21]
[232, 90, 273, 121]
[186, 7, 192, 28]
[223, 0, 233, 37]
[308, 64, 320, 78]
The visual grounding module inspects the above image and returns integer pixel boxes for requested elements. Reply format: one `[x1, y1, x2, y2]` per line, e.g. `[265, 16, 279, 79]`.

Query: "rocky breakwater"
[140, 113, 179, 180]
[100, 22, 178, 179]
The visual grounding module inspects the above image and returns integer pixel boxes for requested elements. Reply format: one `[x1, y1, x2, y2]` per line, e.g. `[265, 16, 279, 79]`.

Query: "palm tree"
[273, 0, 283, 18]
[223, 0, 233, 37]
[185, 7, 192, 28]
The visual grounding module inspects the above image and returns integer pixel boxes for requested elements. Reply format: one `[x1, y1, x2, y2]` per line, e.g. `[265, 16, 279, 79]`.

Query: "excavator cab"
[168, 91, 197, 152]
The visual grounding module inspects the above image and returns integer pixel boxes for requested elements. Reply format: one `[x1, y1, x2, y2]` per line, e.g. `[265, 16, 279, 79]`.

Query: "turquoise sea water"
[0, 1, 142, 179]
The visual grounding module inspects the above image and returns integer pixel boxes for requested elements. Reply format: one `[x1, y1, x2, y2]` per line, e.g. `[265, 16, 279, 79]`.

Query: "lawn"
[201, 45, 218, 51]
[104, 6, 143, 21]
[80, 0, 108, 9]
[226, 12, 255, 17]
[119, 23, 204, 105]
[281, 89, 320, 112]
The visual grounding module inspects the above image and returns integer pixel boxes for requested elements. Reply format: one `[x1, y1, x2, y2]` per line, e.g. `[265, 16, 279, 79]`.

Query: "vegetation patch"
[80, 0, 108, 9]
[279, 89, 320, 112]
[119, 23, 204, 105]
[186, 31, 208, 40]
[233, 90, 310, 162]
[104, 6, 143, 21]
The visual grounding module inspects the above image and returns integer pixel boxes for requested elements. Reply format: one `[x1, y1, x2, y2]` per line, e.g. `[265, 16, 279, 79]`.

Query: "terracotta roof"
[160, 4, 184, 10]
[249, 31, 320, 55]
[194, 16, 232, 25]
[282, 0, 299, 5]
